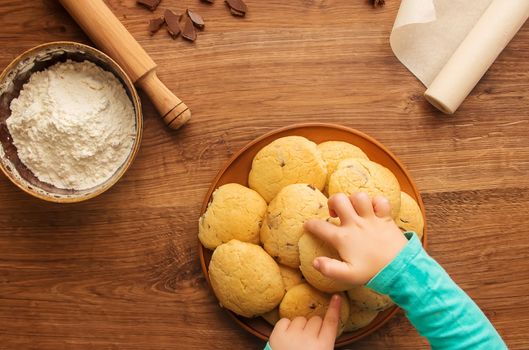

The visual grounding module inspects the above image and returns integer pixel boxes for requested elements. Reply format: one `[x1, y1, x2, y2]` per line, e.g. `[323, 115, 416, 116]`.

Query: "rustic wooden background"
[1, 0, 528, 349]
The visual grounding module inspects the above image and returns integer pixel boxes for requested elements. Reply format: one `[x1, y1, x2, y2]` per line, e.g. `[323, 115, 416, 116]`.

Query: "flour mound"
[7, 60, 135, 190]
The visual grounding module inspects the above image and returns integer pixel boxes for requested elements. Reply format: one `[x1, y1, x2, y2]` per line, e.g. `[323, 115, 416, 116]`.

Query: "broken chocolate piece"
[229, 8, 245, 17]
[225, 0, 247, 16]
[187, 9, 205, 29]
[137, 0, 161, 11]
[148, 17, 165, 35]
[164, 9, 181, 39]
[181, 14, 197, 42]
[371, 0, 385, 7]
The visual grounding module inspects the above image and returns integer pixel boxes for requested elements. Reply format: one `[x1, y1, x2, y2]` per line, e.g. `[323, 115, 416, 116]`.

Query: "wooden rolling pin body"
[59, 0, 190, 129]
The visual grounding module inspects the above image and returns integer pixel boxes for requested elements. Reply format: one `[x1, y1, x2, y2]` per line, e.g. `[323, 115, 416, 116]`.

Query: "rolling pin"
[59, 0, 190, 129]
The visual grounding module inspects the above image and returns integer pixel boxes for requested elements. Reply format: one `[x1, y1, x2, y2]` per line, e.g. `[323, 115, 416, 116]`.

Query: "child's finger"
[328, 193, 358, 225]
[304, 316, 323, 334]
[288, 316, 307, 331]
[304, 219, 341, 246]
[372, 195, 392, 218]
[313, 257, 354, 281]
[319, 294, 341, 341]
[273, 318, 291, 333]
[350, 192, 374, 217]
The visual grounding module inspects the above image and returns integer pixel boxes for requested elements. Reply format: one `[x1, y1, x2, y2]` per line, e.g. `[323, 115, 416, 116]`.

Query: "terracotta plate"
[198, 123, 427, 347]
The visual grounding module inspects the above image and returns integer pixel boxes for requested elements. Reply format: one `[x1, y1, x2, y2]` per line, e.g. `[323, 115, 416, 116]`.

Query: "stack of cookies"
[198, 136, 424, 335]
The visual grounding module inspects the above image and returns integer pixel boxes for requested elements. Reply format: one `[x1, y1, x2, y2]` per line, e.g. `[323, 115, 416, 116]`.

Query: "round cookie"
[208, 240, 285, 318]
[260, 184, 329, 268]
[299, 232, 353, 293]
[248, 136, 327, 202]
[396, 191, 424, 239]
[279, 283, 350, 336]
[199, 183, 267, 250]
[279, 265, 304, 291]
[343, 301, 379, 332]
[317, 141, 369, 187]
[262, 265, 304, 325]
[328, 158, 401, 219]
[347, 286, 393, 311]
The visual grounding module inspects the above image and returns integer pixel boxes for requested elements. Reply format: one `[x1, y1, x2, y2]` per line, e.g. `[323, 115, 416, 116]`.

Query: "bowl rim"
[198, 122, 427, 346]
[0, 41, 143, 203]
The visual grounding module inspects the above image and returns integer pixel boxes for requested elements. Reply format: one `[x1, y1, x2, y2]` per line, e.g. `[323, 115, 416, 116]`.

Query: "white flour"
[7, 60, 135, 190]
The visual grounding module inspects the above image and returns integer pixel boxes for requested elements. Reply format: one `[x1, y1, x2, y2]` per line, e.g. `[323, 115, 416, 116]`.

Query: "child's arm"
[366, 232, 507, 350]
[303, 192, 507, 350]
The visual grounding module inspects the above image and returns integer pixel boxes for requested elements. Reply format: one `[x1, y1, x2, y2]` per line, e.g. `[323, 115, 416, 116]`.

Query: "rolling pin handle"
[58, 0, 191, 129]
[137, 72, 191, 130]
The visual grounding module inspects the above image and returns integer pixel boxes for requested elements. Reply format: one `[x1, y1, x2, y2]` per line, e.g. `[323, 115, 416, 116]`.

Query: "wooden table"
[1, 1, 528, 349]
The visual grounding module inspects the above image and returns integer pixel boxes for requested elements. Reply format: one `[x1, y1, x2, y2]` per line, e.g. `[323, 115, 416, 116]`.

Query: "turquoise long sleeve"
[367, 233, 507, 350]
[264, 233, 505, 350]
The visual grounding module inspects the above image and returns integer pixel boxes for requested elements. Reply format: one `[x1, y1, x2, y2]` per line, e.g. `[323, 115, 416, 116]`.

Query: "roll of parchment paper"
[391, 0, 529, 114]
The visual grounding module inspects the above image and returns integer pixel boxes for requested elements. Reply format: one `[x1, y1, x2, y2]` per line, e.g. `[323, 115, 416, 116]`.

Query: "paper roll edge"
[424, 89, 456, 115]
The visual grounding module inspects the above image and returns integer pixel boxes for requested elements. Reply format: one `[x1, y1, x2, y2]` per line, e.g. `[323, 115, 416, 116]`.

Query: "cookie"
[261, 265, 304, 325]
[248, 136, 327, 202]
[328, 158, 401, 218]
[317, 141, 369, 188]
[260, 184, 329, 268]
[396, 191, 424, 239]
[199, 183, 267, 250]
[279, 283, 350, 336]
[347, 285, 393, 311]
[279, 265, 304, 291]
[208, 240, 285, 318]
[343, 301, 379, 332]
[299, 232, 353, 293]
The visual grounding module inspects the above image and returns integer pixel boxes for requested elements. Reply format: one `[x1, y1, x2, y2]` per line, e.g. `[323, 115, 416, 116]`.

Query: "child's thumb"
[313, 257, 354, 282]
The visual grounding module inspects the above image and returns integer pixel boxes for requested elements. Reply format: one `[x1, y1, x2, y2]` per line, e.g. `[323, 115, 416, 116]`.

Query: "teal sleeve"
[367, 233, 507, 350]
[264, 342, 272, 350]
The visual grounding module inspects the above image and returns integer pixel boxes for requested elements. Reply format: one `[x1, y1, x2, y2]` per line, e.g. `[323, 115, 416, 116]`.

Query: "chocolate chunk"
[229, 7, 245, 17]
[201, 0, 214, 3]
[148, 17, 165, 35]
[187, 9, 205, 29]
[372, 0, 385, 7]
[181, 14, 197, 42]
[164, 9, 181, 39]
[225, 0, 247, 16]
[225, 0, 247, 13]
[137, 0, 161, 11]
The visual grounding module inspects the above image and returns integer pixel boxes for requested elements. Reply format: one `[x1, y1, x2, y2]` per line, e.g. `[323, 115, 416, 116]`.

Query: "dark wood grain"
[1, 0, 528, 349]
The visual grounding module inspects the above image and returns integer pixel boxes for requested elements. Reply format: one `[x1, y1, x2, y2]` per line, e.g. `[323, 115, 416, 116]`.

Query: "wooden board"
[0, 1, 528, 349]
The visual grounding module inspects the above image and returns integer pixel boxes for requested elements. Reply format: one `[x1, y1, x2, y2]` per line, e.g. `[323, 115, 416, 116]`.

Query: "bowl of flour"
[0, 42, 142, 202]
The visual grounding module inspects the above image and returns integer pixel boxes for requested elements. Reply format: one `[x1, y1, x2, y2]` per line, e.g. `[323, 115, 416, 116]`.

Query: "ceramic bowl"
[198, 123, 427, 346]
[0, 41, 142, 203]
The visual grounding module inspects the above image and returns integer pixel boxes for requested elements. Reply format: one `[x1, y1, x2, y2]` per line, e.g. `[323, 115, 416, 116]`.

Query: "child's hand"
[269, 295, 341, 350]
[305, 192, 408, 285]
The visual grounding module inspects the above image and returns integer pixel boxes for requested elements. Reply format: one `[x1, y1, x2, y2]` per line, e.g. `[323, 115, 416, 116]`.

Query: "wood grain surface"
[1, 1, 528, 349]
